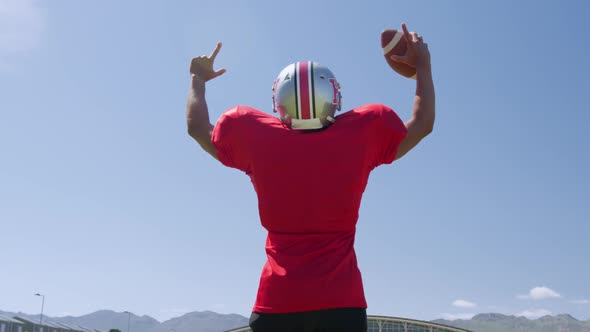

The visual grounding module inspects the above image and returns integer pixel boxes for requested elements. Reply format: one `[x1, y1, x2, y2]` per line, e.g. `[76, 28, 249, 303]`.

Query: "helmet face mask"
[272, 61, 342, 130]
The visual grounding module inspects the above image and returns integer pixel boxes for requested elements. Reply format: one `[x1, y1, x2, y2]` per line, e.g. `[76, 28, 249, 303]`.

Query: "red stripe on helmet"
[298, 61, 311, 119]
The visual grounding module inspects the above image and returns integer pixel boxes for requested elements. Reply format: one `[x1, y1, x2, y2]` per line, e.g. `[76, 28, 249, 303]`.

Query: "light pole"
[34, 293, 45, 332]
[124, 311, 131, 332]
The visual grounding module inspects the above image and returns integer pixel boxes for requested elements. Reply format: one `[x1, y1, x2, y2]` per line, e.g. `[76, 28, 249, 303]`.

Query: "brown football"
[381, 29, 416, 79]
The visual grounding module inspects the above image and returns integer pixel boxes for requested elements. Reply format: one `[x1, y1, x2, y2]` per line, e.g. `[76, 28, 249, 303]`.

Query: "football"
[381, 29, 416, 79]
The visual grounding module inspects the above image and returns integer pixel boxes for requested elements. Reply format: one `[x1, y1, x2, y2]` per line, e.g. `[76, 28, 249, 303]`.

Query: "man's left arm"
[388, 23, 435, 161]
[395, 63, 435, 160]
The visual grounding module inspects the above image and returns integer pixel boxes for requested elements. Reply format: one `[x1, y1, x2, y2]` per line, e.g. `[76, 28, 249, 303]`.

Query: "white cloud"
[0, 0, 44, 65]
[516, 309, 552, 319]
[517, 286, 561, 300]
[440, 313, 476, 320]
[571, 299, 589, 304]
[453, 299, 477, 308]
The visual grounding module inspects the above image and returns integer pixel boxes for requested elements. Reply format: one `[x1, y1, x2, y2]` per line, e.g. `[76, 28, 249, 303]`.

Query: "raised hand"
[390, 23, 431, 70]
[190, 42, 227, 81]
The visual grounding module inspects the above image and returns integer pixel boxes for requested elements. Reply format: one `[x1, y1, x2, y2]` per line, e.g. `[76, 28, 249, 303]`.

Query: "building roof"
[11, 316, 79, 330]
[368, 315, 473, 332]
[76, 325, 96, 332]
[0, 315, 23, 323]
[54, 322, 80, 331]
[0, 315, 91, 332]
[44, 321, 67, 329]
[225, 315, 473, 332]
[13, 316, 38, 325]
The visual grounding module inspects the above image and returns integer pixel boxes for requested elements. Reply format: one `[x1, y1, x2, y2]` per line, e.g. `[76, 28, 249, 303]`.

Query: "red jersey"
[211, 103, 407, 313]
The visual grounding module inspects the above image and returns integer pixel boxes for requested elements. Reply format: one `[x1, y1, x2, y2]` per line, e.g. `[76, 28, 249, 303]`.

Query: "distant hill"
[55, 310, 160, 332]
[155, 311, 249, 332]
[0, 309, 249, 332]
[433, 313, 590, 332]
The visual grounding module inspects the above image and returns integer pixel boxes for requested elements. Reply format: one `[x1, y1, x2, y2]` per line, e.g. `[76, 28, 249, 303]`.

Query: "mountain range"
[433, 313, 590, 332]
[2, 310, 590, 332]
[0, 310, 248, 332]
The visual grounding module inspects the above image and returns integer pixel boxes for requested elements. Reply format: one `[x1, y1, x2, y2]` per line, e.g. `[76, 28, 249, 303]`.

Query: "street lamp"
[34, 293, 45, 331]
[124, 311, 131, 332]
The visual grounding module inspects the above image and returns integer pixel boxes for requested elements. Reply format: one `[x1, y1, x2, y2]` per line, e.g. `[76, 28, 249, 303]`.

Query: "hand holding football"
[381, 23, 430, 79]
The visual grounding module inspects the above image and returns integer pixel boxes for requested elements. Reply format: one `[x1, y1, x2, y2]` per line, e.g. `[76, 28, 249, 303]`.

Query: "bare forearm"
[187, 75, 213, 137]
[186, 75, 218, 158]
[412, 64, 435, 134]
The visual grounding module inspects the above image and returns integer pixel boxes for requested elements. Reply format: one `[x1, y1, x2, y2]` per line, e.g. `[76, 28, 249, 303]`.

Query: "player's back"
[213, 104, 406, 232]
[211, 103, 407, 313]
[246, 106, 378, 234]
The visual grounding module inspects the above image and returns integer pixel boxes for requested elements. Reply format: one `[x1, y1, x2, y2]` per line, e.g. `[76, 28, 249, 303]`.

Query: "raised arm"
[390, 24, 435, 160]
[186, 42, 227, 160]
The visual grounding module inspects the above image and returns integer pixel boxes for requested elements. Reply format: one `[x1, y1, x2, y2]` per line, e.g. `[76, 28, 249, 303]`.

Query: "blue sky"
[1, 0, 589, 323]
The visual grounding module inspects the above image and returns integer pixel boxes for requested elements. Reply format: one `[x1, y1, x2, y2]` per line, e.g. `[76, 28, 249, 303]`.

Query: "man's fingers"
[390, 54, 408, 64]
[401, 23, 413, 47]
[214, 68, 227, 78]
[401, 23, 410, 36]
[210, 42, 222, 60]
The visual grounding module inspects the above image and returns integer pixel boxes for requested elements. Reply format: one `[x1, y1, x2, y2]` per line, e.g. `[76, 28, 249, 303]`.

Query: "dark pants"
[249, 308, 368, 332]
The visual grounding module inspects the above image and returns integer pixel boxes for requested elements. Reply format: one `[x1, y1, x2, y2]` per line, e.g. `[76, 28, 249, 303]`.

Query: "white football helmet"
[272, 61, 342, 130]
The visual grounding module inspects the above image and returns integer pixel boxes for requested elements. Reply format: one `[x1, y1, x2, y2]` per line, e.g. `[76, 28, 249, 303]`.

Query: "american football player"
[186, 23, 434, 332]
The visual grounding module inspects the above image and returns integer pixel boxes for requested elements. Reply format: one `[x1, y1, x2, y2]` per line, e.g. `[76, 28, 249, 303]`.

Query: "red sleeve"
[370, 104, 408, 167]
[211, 106, 252, 174]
